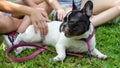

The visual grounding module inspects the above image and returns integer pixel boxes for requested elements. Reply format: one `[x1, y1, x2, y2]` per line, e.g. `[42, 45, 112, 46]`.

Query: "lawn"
[0, 1, 120, 68]
[0, 18, 120, 68]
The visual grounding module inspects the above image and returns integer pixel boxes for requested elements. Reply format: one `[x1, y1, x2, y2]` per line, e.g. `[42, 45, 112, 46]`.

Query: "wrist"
[25, 7, 35, 17]
[56, 7, 64, 11]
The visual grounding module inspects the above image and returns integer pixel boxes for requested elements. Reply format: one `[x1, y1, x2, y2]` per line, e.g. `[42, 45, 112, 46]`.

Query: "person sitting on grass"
[4, 0, 120, 46]
[0, 0, 49, 46]
[16, 0, 120, 26]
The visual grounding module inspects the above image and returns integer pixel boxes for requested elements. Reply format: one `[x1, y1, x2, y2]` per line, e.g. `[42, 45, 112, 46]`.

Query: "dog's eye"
[69, 22, 74, 25]
[69, 21, 74, 23]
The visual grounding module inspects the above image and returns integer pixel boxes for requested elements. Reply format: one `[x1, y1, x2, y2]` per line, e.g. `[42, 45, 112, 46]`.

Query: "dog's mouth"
[62, 27, 73, 38]
[64, 33, 71, 38]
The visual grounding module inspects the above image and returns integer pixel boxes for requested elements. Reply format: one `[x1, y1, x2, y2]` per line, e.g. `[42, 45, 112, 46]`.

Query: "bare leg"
[17, 15, 31, 33]
[81, 0, 120, 27]
[37, 1, 53, 14]
[0, 12, 22, 34]
[91, 7, 120, 26]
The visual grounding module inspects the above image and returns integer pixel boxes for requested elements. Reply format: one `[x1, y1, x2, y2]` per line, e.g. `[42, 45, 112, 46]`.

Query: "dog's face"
[60, 1, 93, 37]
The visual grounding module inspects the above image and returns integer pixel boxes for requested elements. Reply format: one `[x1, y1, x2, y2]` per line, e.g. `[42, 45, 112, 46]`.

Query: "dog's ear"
[72, 0, 79, 10]
[82, 1, 93, 17]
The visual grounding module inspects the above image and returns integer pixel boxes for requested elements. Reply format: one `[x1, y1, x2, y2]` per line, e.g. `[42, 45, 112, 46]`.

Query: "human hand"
[30, 8, 50, 37]
[56, 8, 66, 21]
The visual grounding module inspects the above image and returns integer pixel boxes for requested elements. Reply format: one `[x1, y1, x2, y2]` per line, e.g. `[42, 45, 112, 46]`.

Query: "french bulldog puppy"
[13, 1, 107, 61]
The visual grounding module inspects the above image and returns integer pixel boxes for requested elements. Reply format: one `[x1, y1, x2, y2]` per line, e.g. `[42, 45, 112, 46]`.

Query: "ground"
[0, 0, 120, 68]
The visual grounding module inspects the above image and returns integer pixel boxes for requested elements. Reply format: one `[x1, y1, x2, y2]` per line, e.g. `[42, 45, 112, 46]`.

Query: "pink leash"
[6, 43, 83, 62]
[77, 24, 94, 59]
[6, 43, 47, 62]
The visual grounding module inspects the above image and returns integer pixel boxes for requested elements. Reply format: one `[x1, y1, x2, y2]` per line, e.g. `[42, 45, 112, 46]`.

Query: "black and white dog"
[13, 1, 107, 61]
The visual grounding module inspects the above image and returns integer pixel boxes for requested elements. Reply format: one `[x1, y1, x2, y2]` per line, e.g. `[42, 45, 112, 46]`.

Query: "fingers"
[41, 10, 51, 22]
[39, 11, 48, 36]
[33, 21, 48, 37]
[33, 22, 38, 33]
[38, 21, 48, 37]
[56, 9, 66, 21]
[38, 8, 48, 19]
[30, 8, 48, 37]
[57, 13, 64, 21]
[42, 10, 48, 19]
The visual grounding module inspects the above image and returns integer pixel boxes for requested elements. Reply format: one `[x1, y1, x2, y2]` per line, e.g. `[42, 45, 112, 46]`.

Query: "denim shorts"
[51, 0, 81, 20]
[58, 0, 81, 9]
[2, 12, 12, 16]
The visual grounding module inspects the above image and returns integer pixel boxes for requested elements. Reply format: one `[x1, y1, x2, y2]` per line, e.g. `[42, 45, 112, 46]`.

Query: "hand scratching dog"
[13, 1, 107, 62]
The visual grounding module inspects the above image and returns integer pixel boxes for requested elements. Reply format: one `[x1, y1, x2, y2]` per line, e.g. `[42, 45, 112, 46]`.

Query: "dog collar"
[87, 24, 94, 51]
[78, 24, 94, 59]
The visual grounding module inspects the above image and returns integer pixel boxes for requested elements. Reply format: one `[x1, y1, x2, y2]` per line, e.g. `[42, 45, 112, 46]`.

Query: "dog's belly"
[66, 41, 87, 53]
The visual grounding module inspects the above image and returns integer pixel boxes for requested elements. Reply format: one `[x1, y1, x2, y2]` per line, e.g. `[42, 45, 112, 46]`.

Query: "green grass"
[0, 20, 120, 68]
[1, 1, 120, 68]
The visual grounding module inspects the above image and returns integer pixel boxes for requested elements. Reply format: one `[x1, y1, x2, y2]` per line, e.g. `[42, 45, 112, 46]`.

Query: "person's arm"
[0, 1, 49, 36]
[45, 0, 66, 21]
[0, 1, 32, 15]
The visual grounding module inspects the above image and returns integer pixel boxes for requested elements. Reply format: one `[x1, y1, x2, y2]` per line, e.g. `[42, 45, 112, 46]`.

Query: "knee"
[114, 0, 120, 6]
[0, 19, 8, 33]
[117, 6, 120, 11]
[114, 5, 120, 12]
[112, 0, 120, 8]
[110, 1, 120, 11]
[0, 24, 4, 31]
[0, 17, 19, 33]
[0, 17, 6, 28]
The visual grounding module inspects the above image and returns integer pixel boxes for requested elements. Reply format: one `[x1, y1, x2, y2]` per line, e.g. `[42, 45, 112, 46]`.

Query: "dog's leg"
[50, 44, 66, 62]
[13, 34, 25, 55]
[91, 48, 107, 59]
[14, 34, 22, 44]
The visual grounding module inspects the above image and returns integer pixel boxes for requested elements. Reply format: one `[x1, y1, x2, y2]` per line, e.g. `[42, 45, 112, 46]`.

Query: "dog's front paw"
[91, 48, 107, 59]
[14, 47, 24, 55]
[49, 56, 64, 62]
[96, 54, 107, 60]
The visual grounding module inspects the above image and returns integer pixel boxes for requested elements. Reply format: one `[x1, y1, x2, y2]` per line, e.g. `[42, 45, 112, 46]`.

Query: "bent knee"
[111, 0, 120, 11]
[115, 6, 120, 12]
[113, 1, 120, 11]
[0, 16, 21, 33]
[113, 0, 120, 6]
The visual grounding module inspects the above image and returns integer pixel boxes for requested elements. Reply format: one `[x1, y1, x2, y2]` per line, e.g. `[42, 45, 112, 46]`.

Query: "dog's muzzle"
[59, 22, 67, 32]
[59, 22, 71, 37]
